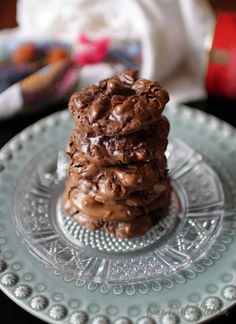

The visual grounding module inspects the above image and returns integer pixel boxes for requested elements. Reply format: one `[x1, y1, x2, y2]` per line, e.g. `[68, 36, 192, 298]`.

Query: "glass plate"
[13, 139, 224, 284]
[0, 104, 236, 324]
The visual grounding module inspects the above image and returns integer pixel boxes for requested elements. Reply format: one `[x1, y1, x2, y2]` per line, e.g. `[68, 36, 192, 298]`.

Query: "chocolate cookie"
[94, 181, 168, 206]
[67, 116, 169, 166]
[72, 209, 167, 239]
[64, 186, 171, 238]
[65, 176, 168, 207]
[64, 186, 169, 222]
[68, 70, 169, 136]
[63, 70, 170, 238]
[67, 157, 167, 200]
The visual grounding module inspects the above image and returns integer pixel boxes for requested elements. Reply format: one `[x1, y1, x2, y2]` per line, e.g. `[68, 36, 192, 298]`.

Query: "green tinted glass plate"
[0, 104, 236, 324]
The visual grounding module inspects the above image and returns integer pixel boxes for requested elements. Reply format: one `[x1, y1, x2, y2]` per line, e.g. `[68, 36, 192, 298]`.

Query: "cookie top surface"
[69, 70, 169, 136]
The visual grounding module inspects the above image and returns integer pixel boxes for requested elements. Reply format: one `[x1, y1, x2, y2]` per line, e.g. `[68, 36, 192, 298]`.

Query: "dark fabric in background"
[0, 97, 236, 323]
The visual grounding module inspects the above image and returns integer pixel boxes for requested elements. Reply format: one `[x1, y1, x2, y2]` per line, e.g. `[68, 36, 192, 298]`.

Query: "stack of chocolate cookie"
[63, 71, 170, 238]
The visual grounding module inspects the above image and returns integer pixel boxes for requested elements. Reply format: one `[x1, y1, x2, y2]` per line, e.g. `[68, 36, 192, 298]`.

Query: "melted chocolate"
[69, 71, 169, 136]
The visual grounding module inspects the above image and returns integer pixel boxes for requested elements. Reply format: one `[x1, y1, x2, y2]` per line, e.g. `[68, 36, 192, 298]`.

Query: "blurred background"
[0, 0, 236, 323]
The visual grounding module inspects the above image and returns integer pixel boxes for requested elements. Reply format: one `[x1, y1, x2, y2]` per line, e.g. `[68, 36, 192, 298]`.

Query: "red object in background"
[206, 12, 236, 98]
[73, 33, 109, 66]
